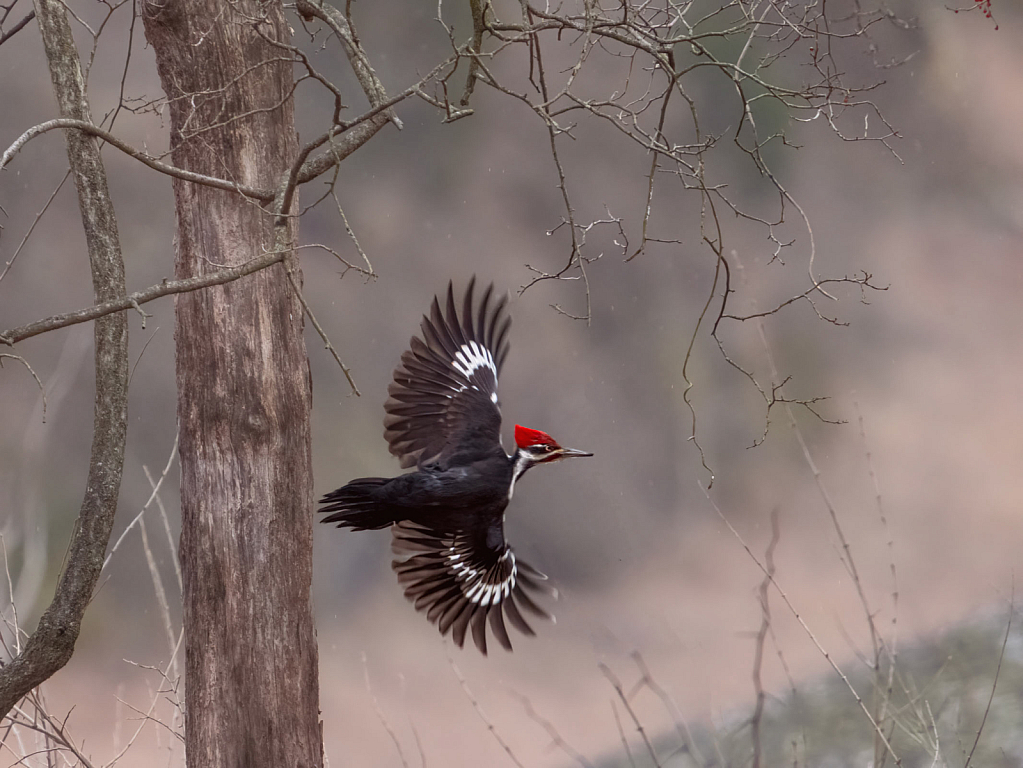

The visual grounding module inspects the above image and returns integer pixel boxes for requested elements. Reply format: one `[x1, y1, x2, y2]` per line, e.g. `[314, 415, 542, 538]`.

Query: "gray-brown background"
[1, 2, 1020, 764]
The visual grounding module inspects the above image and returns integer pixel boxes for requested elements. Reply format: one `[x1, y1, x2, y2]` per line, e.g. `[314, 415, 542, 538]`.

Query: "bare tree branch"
[292, 53, 462, 187]
[295, 0, 392, 111]
[1, 118, 274, 201]
[0, 0, 129, 721]
[0, 250, 286, 347]
[0, 9, 34, 47]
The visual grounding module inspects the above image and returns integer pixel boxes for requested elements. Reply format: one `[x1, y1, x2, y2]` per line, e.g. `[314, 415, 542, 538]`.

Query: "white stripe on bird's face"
[507, 450, 535, 499]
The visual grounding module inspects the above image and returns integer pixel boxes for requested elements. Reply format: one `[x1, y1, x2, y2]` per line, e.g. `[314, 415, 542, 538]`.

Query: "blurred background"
[1, 1, 1021, 765]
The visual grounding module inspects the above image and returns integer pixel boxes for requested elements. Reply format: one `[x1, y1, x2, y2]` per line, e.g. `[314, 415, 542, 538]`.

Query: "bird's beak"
[557, 446, 593, 459]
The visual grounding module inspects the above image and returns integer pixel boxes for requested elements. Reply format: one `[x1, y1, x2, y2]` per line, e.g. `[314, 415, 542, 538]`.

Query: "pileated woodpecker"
[320, 278, 591, 654]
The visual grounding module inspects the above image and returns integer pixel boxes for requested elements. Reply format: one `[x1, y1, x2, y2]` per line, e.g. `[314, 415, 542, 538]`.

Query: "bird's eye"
[534, 444, 553, 452]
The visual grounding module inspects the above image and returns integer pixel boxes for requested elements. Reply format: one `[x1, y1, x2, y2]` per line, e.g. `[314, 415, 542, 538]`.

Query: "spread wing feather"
[392, 521, 555, 654]
[384, 278, 511, 468]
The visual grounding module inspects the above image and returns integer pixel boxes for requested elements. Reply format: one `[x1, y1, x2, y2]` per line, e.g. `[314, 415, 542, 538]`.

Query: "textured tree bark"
[141, 3, 322, 766]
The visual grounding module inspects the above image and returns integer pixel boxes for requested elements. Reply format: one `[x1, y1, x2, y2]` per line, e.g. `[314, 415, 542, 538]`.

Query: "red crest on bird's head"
[514, 425, 558, 449]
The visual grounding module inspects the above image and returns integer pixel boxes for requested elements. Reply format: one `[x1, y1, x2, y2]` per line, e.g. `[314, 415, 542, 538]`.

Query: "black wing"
[384, 278, 512, 469]
[391, 520, 555, 654]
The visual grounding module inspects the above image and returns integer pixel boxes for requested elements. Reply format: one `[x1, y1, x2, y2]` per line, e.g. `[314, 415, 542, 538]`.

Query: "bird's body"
[320, 279, 591, 654]
[320, 453, 512, 534]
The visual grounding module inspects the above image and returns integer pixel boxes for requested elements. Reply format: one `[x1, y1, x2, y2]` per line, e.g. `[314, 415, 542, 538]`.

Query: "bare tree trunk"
[142, 3, 322, 766]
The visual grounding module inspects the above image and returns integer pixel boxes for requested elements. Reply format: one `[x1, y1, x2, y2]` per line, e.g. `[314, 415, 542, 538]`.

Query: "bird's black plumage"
[320, 278, 590, 654]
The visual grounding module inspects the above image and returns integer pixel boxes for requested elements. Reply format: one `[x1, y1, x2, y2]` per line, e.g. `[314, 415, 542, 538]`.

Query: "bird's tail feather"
[319, 477, 395, 531]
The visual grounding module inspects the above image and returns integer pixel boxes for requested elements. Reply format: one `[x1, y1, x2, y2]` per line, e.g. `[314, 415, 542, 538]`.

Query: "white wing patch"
[391, 520, 555, 653]
[451, 341, 497, 382]
[448, 546, 517, 606]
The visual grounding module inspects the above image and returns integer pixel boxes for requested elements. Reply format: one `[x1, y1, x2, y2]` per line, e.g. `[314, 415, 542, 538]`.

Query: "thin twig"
[447, 652, 525, 768]
[510, 690, 595, 768]
[963, 583, 1013, 768]
[283, 260, 360, 396]
[610, 699, 638, 768]
[150, 452, 182, 594]
[361, 654, 409, 768]
[107, 629, 186, 764]
[628, 652, 705, 766]
[0, 169, 71, 284]
[751, 508, 781, 768]
[0, 354, 47, 420]
[0, 533, 24, 656]
[137, 514, 173, 649]
[600, 662, 661, 768]
[857, 403, 900, 766]
[701, 484, 901, 764]
[103, 432, 179, 572]
[8, 693, 98, 768]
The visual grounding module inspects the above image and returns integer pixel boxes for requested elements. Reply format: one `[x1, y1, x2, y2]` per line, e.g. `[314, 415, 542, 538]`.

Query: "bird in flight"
[320, 278, 592, 654]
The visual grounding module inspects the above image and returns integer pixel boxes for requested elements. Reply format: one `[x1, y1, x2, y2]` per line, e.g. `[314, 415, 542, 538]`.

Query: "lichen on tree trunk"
[141, 2, 322, 766]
